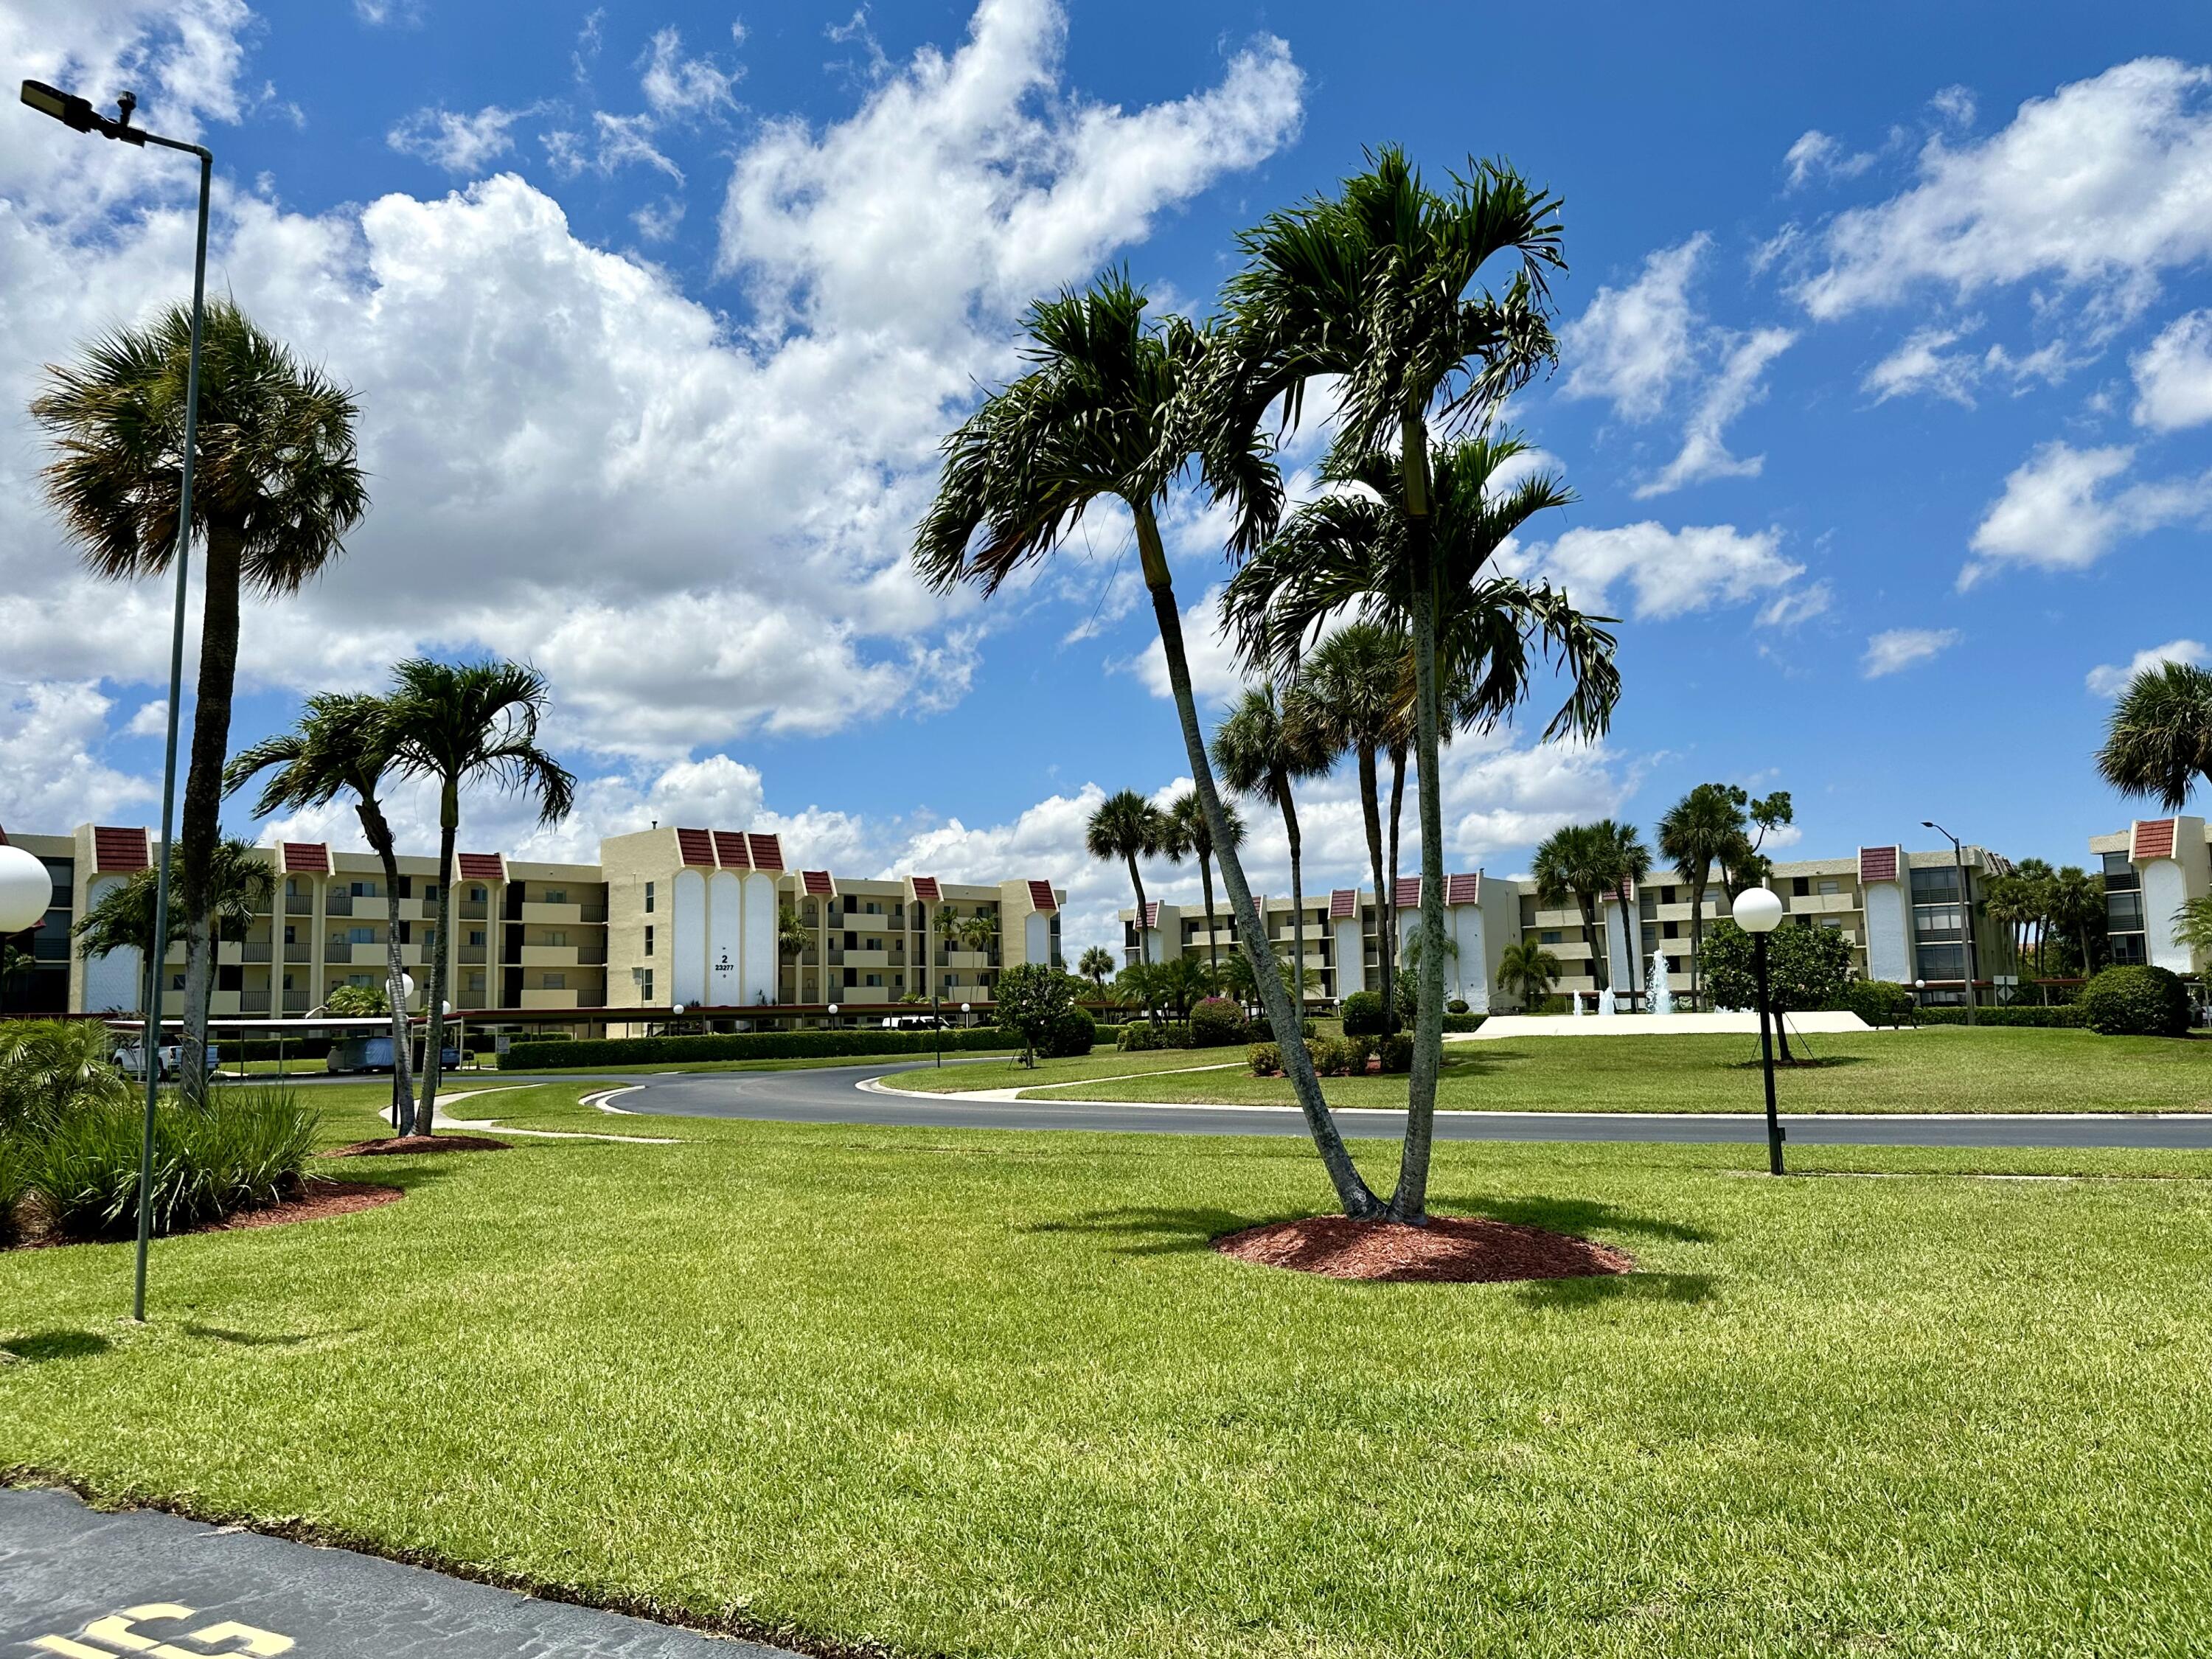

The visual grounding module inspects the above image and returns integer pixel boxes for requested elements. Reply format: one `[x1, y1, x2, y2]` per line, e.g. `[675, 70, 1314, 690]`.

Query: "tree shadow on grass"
[1019, 1206, 1259, 1256]
[181, 1323, 330, 1348]
[1432, 1193, 1717, 1245]
[1, 1329, 111, 1363]
[1513, 1271, 1719, 1310]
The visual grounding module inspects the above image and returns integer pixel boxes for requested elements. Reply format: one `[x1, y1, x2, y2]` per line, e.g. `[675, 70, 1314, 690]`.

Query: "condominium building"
[2090, 815, 2209, 973]
[0, 821, 1063, 1024]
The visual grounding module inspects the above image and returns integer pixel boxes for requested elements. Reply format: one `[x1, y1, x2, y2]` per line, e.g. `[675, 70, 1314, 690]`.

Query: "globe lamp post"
[1732, 886, 1787, 1175]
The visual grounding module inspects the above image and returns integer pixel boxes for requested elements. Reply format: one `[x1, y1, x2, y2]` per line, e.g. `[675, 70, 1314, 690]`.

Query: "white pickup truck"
[111, 1040, 220, 1081]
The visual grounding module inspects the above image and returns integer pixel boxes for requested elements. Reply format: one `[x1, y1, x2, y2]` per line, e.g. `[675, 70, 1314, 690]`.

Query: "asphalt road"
[580, 1060, 2212, 1150]
[0, 1486, 797, 1659]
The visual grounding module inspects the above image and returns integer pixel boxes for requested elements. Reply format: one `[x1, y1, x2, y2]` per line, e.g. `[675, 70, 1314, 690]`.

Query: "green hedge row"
[501, 1028, 1018, 1070]
[1910, 1005, 2085, 1029]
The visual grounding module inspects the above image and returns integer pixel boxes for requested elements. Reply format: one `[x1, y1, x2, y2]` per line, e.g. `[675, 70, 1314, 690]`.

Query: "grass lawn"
[888, 1046, 1251, 1093]
[927, 1027, 2212, 1114]
[7, 1090, 2212, 1658]
[498, 1048, 1020, 1077]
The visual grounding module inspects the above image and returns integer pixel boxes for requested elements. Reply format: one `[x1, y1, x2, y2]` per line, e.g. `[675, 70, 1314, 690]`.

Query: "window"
[469, 929, 486, 947]
[283, 925, 296, 945]
[1818, 878, 1841, 895]
[467, 971, 487, 992]
[1910, 866, 1961, 905]
[470, 886, 486, 902]
[349, 926, 375, 945]
[548, 931, 568, 947]
[2107, 891, 2146, 932]
[640, 970, 653, 1001]
[2111, 933, 2149, 965]
[542, 973, 566, 990]
[1913, 904, 1964, 942]
[351, 880, 374, 898]
[1916, 943, 1966, 981]
[346, 973, 373, 989]
[1540, 930, 1562, 945]
[1792, 876, 1809, 897]
[286, 878, 305, 898]
[644, 925, 655, 957]
[644, 881, 656, 914]
[422, 883, 438, 902]
[545, 889, 566, 905]
[2101, 851, 2138, 891]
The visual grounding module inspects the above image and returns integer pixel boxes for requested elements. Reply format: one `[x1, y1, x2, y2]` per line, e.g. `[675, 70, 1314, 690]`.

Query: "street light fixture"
[1921, 821, 1980, 1028]
[1732, 886, 1787, 1175]
[24, 80, 214, 1325]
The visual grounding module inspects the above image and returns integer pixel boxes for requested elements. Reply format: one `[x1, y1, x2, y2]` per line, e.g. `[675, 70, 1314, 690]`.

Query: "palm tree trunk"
[1281, 785, 1308, 1016]
[1688, 874, 1708, 1009]
[1391, 414, 1444, 1225]
[1385, 744, 1405, 1027]
[419, 782, 458, 1135]
[1133, 500, 1377, 1217]
[1124, 853, 1153, 1018]
[1199, 853, 1220, 974]
[357, 795, 415, 1138]
[1580, 894, 1608, 992]
[176, 524, 243, 1102]
[1356, 741, 1391, 1025]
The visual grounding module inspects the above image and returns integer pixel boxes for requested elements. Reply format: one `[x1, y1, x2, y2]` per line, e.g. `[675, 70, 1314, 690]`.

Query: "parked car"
[880, 1014, 953, 1031]
[112, 1040, 220, 1080]
[326, 1036, 462, 1074]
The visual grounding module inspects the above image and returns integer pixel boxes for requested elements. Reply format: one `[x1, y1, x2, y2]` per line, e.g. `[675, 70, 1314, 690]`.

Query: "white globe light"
[441, 1000, 452, 1017]
[672, 1002, 686, 1015]
[827, 1003, 839, 1015]
[1732, 887, 1785, 934]
[398, 972, 416, 1002]
[0, 844, 51, 934]
[961, 1002, 972, 1013]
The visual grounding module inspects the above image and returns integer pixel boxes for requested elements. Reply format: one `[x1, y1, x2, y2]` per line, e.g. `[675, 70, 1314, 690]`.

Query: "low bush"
[1309, 1035, 1373, 1077]
[1912, 1005, 2084, 1029]
[0, 1137, 27, 1248]
[1116, 1022, 1197, 1052]
[2079, 964, 2191, 1038]
[1828, 978, 1919, 1029]
[0, 1019, 130, 1138]
[1247, 1042, 1281, 1077]
[31, 1085, 319, 1242]
[1377, 1033, 1414, 1074]
[1339, 991, 1385, 1037]
[1034, 1006, 1096, 1059]
[504, 1028, 1015, 1069]
[1441, 1012, 1487, 1034]
[1189, 998, 1249, 1048]
[1445, 998, 1470, 1015]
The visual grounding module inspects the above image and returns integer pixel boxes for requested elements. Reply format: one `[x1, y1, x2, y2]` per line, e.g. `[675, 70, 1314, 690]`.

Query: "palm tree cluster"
[1984, 859, 2104, 980]
[918, 148, 1622, 1224]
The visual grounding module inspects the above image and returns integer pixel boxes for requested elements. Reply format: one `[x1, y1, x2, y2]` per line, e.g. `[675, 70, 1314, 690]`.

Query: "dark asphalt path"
[0, 1486, 797, 1658]
[591, 1061, 2212, 1150]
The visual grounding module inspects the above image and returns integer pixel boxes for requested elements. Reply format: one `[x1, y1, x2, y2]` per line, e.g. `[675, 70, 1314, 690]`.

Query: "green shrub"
[503, 1028, 1015, 1070]
[1339, 991, 1385, 1037]
[1037, 1006, 1096, 1059]
[32, 1086, 319, 1242]
[1189, 997, 1248, 1048]
[1445, 998, 1470, 1015]
[1377, 1033, 1414, 1074]
[1248, 1042, 1281, 1077]
[1440, 1012, 1487, 1034]
[1309, 1035, 1373, 1077]
[2079, 964, 2191, 1038]
[1828, 978, 1918, 1029]
[1912, 1005, 2084, 1028]
[0, 1137, 27, 1248]
[1536, 995, 1571, 1016]
[0, 1019, 129, 1138]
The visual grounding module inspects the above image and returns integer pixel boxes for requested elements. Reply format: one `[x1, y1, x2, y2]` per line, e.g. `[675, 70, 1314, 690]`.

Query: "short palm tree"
[913, 270, 1374, 1217]
[74, 839, 273, 1032]
[1085, 791, 1169, 967]
[33, 299, 366, 1087]
[1496, 939, 1562, 1011]
[1656, 784, 1741, 1008]
[1532, 822, 1632, 995]
[2098, 661, 2212, 810]
[2051, 866, 2105, 976]
[1166, 788, 1244, 973]
[1077, 945, 1117, 993]
[386, 658, 575, 1134]
[227, 693, 416, 1132]
[1211, 684, 1333, 1023]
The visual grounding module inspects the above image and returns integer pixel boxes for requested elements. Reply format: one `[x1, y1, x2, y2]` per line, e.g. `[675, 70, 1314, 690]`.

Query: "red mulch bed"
[4, 1178, 400, 1251]
[1214, 1214, 1635, 1284]
[322, 1133, 511, 1158]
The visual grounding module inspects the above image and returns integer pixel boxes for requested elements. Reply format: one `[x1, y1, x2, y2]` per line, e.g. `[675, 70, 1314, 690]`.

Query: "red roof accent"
[2134, 818, 2178, 861]
[1392, 877, 1421, 909]
[280, 842, 330, 874]
[675, 829, 715, 867]
[1026, 879, 1057, 914]
[1446, 872, 1481, 905]
[93, 826, 150, 872]
[802, 869, 835, 897]
[911, 875, 941, 902]
[1615, 874, 1635, 903]
[456, 852, 505, 882]
[710, 830, 751, 870]
[1858, 846, 1900, 884]
[1141, 901, 1162, 928]
[746, 833, 785, 872]
[1329, 888, 1358, 919]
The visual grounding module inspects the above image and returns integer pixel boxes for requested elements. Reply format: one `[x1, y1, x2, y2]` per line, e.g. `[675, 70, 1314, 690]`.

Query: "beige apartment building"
[2, 821, 1064, 1026]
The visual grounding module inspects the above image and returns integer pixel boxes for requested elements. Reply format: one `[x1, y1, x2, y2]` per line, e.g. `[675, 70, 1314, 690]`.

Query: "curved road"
[561, 1060, 2212, 1150]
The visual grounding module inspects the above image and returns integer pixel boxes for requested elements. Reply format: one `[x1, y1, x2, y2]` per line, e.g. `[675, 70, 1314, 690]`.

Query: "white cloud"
[2087, 639, 2208, 697]
[1930, 86, 1977, 127]
[124, 699, 170, 738]
[1864, 324, 1980, 405]
[1130, 585, 1245, 703]
[1635, 326, 1795, 497]
[1863, 627, 1960, 678]
[631, 196, 685, 243]
[544, 111, 684, 183]
[1798, 58, 2212, 326]
[2131, 310, 2212, 430]
[1559, 235, 1705, 420]
[1784, 129, 1874, 189]
[1507, 522, 1804, 622]
[639, 26, 741, 116]
[1756, 581, 1833, 630]
[0, 682, 156, 827]
[387, 105, 532, 175]
[1964, 440, 2212, 586]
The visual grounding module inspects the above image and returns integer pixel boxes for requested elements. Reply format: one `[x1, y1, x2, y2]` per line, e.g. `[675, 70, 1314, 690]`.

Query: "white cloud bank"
[2086, 639, 2208, 698]
[1965, 441, 2212, 587]
[1863, 628, 1960, 678]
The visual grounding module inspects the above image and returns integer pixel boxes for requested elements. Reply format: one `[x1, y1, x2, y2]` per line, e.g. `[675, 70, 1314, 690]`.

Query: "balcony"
[238, 990, 271, 1013]
[325, 891, 355, 917]
[459, 945, 487, 965]
[520, 944, 580, 968]
[521, 901, 582, 926]
[577, 944, 607, 966]
[285, 894, 313, 915]
[283, 942, 310, 964]
[324, 941, 352, 962]
[518, 987, 581, 1010]
[841, 948, 890, 970]
[241, 941, 273, 962]
[459, 900, 488, 920]
[580, 904, 608, 923]
[282, 991, 309, 1012]
[1789, 891, 1857, 916]
[945, 949, 990, 971]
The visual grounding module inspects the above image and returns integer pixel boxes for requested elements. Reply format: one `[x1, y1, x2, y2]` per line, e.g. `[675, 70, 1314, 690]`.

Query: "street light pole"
[1732, 886, 1786, 1175]
[1922, 820, 1979, 1028]
[23, 82, 213, 1324]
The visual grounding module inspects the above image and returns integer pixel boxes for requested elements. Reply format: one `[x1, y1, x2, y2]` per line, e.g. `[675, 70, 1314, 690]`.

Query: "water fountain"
[1596, 985, 1618, 1016]
[1648, 948, 1674, 1017]
[1570, 987, 1585, 1017]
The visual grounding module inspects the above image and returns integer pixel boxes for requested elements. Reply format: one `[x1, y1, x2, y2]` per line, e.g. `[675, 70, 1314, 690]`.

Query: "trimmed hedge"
[2079, 964, 2191, 1038]
[1340, 992, 1385, 1037]
[1189, 998, 1248, 1048]
[1827, 979, 1918, 1029]
[1037, 1006, 1096, 1059]
[501, 1028, 1016, 1070]
[1911, 1005, 2084, 1029]
[1441, 1012, 1487, 1034]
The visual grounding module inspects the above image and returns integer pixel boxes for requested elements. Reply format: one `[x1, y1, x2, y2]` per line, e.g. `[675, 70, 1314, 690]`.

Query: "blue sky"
[3, 0, 2210, 951]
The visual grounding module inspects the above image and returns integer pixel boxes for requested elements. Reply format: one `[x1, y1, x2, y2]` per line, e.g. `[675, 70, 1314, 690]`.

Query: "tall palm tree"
[33, 300, 367, 1089]
[1656, 784, 1742, 1009]
[1166, 788, 1244, 973]
[1532, 823, 1632, 996]
[2098, 661, 2212, 810]
[1211, 684, 1333, 1024]
[1086, 791, 1169, 968]
[1077, 945, 1117, 994]
[1601, 820, 1655, 1006]
[912, 271, 1376, 1217]
[385, 658, 575, 1135]
[1200, 148, 1567, 1222]
[2051, 865, 2105, 978]
[227, 693, 417, 1133]
[1496, 938, 1562, 1012]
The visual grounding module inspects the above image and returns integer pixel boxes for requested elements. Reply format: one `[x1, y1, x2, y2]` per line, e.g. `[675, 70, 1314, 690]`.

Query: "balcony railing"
[324, 942, 352, 962]
[240, 942, 272, 962]
[580, 905, 608, 923]
[459, 946, 486, 964]
[459, 901, 488, 920]
[283, 943, 310, 964]
[238, 990, 271, 1012]
[284, 894, 312, 915]
[282, 991, 309, 1012]
[325, 891, 355, 917]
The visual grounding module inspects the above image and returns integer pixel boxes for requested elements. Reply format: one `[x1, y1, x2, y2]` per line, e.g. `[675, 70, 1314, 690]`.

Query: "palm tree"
[1077, 945, 1116, 994]
[74, 839, 273, 1037]
[912, 271, 1376, 1217]
[227, 693, 417, 1132]
[2098, 661, 2212, 810]
[386, 658, 575, 1135]
[1086, 791, 1169, 969]
[1211, 684, 1332, 1022]
[778, 905, 810, 1001]
[33, 300, 367, 1088]
[1656, 784, 1742, 1009]
[1496, 939, 1562, 1011]
[1601, 820, 1655, 1006]
[2051, 866, 2105, 978]
[1532, 823, 1632, 995]
[1166, 788, 1244, 973]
